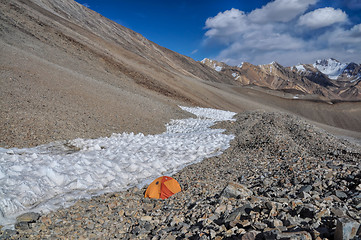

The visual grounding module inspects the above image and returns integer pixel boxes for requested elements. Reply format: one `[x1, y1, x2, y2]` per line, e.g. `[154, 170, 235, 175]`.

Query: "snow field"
[0, 106, 236, 228]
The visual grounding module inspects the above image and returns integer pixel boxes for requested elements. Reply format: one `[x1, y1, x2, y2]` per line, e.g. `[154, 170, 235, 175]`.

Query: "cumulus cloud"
[203, 1, 361, 66]
[298, 7, 348, 29]
[204, 8, 248, 44]
[249, 0, 318, 23]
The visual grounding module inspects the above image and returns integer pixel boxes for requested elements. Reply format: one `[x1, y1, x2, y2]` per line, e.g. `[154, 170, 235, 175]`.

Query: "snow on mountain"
[201, 58, 223, 72]
[0, 106, 236, 229]
[294, 64, 306, 73]
[214, 66, 223, 72]
[313, 58, 348, 80]
[232, 72, 240, 80]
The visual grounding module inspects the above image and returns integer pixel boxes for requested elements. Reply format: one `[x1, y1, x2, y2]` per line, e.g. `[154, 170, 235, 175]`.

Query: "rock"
[299, 205, 316, 219]
[356, 184, 361, 191]
[241, 230, 261, 240]
[299, 185, 312, 193]
[315, 208, 330, 219]
[331, 207, 347, 218]
[221, 182, 253, 199]
[140, 216, 153, 222]
[335, 190, 348, 199]
[16, 212, 40, 223]
[334, 217, 360, 240]
[215, 205, 227, 215]
[225, 204, 252, 223]
[276, 231, 312, 240]
[15, 221, 30, 230]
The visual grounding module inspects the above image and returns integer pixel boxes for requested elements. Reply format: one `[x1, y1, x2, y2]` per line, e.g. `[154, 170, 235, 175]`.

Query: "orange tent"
[144, 176, 181, 199]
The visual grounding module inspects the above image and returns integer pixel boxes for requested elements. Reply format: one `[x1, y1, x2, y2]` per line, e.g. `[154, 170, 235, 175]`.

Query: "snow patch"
[232, 72, 240, 80]
[0, 106, 236, 228]
[313, 58, 348, 80]
[214, 65, 223, 72]
[295, 64, 306, 72]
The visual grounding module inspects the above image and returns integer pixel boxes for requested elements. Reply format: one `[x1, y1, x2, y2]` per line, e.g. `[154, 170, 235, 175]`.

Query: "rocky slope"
[201, 58, 361, 101]
[1, 0, 361, 148]
[2, 111, 360, 239]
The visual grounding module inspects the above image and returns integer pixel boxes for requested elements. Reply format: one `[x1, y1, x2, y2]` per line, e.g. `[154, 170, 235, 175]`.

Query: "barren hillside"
[1, 0, 361, 148]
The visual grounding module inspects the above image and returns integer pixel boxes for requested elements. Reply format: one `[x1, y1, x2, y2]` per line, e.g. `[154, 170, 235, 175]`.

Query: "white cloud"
[202, 2, 361, 66]
[205, 8, 248, 44]
[191, 49, 199, 54]
[82, 3, 90, 8]
[249, 0, 318, 23]
[298, 7, 348, 29]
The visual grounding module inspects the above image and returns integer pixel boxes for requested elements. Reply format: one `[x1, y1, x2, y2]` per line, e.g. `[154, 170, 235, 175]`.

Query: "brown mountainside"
[201, 58, 361, 101]
[1, 0, 361, 148]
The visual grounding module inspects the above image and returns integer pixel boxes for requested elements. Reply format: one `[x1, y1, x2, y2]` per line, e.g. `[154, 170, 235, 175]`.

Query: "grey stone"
[276, 231, 312, 240]
[334, 217, 360, 240]
[241, 230, 260, 240]
[16, 212, 40, 223]
[299, 185, 312, 193]
[336, 191, 348, 199]
[221, 182, 253, 199]
[15, 221, 29, 230]
[225, 204, 252, 223]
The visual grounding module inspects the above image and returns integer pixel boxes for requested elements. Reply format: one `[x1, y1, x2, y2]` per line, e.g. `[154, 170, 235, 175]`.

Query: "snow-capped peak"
[201, 58, 223, 72]
[313, 58, 348, 80]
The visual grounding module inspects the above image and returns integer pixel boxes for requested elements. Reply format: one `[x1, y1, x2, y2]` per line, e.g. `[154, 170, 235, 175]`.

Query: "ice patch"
[295, 64, 306, 72]
[0, 106, 236, 228]
[214, 65, 223, 72]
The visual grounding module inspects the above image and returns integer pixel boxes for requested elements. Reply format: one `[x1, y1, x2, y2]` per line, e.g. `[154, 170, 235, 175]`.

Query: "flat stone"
[241, 230, 260, 240]
[225, 204, 252, 223]
[16, 212, 40, 223]
[335, 191, 348, 199]
[15, 221, 29, 230]
[277, 231, 312, 240]
[221, 182, 253, 199]
[140, 216, 153, 221]
[334, 217, 360, 240]
[299, 185, 312, 193]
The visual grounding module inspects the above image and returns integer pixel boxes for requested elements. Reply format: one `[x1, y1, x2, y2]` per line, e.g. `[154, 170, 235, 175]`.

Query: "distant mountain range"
[201, 58, 361, 101]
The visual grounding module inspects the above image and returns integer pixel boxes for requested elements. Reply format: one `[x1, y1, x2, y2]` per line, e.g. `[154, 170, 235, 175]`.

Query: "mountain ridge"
[201, 58, 361, 101]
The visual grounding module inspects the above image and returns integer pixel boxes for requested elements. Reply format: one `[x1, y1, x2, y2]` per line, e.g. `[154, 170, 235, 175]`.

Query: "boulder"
[221, 182, 253, 199]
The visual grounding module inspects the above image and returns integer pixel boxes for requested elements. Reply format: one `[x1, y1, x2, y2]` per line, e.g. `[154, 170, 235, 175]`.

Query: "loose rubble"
[1, 111, 360, 239]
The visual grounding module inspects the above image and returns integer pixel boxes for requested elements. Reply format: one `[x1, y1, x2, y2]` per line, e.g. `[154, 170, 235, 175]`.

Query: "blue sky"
[76, 0, 361, 66]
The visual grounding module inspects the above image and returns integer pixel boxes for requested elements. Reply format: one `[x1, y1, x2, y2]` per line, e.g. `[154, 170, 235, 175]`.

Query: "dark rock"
[299, 185, 312, 193]
[299, 205, 316, 219]
[241, 230, 261, 240]
[225, 204, 253, 223]
[276, 231, 312, 240]
[336, 190, 348, 199]
[15, 221, 29, 231]
[334, 217, 360, 240]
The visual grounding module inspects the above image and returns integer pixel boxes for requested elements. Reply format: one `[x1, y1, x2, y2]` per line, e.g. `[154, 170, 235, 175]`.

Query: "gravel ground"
[1, 111, 361, 239]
